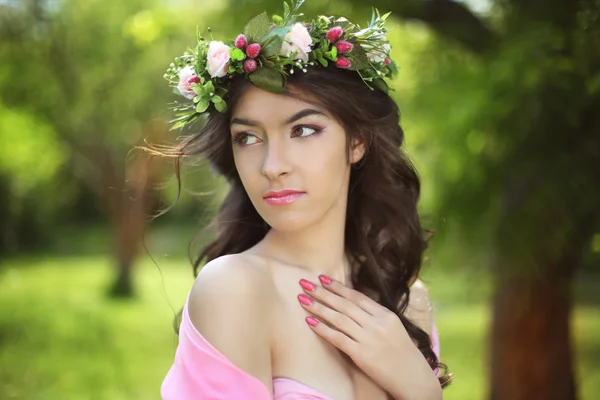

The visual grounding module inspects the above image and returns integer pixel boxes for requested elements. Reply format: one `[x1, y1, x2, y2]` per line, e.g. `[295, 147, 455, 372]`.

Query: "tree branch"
[349, 0, 497, 54]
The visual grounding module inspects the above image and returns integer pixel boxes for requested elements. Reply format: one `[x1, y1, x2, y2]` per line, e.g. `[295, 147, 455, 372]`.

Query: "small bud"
[335, 40, 353, 54]
[243, 58, 258, 73]
[335, 57, 351, 69]
[187, 75, 200, 84]
[326, 26, 344, 42]
[234, 34, 248, 49]
[246, 43, 261, 58]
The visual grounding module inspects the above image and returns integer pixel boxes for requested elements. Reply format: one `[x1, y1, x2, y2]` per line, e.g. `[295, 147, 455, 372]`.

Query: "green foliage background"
[0, 0, 598, 399]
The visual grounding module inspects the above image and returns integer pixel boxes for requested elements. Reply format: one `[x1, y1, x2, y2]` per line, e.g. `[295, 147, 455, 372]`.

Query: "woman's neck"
[251, 211, 352, 284]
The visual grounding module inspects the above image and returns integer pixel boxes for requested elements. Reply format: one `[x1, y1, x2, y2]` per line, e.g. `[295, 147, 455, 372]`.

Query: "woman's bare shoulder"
[186, 254, 277, 392]
[188, 253, 277, 318]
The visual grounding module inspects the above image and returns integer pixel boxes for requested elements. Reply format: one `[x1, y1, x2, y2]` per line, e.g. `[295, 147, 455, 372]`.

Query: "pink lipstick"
[263, 190, 305, 206]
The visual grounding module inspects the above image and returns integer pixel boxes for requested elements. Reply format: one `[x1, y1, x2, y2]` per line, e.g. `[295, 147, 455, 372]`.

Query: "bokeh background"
[1, 0, 599, 399]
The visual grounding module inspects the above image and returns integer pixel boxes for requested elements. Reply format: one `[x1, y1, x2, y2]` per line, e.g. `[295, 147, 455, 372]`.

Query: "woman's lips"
[263, 190, 305, 206]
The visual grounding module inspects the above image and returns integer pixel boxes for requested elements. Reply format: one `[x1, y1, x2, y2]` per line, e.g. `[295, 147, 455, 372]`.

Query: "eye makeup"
[231, 123, 325, 146]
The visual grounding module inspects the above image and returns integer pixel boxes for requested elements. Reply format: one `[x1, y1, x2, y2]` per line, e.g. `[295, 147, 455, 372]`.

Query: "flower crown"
[164, 0, 396, 130]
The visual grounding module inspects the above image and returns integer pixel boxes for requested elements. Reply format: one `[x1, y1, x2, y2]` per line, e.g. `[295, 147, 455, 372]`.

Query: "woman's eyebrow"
[230, 117, 259, 127]
[230, 108, 325, 128]
[284, 108, 325, 124]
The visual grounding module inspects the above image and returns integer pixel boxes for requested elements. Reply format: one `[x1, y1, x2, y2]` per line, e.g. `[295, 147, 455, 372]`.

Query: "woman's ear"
[350, 136, 367, 164]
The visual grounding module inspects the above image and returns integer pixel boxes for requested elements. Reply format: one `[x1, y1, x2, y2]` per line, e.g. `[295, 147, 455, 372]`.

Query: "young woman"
[158, 2, 450, 399]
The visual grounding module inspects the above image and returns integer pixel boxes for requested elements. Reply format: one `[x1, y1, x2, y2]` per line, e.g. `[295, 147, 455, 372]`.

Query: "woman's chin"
[262, 213, 316, 233]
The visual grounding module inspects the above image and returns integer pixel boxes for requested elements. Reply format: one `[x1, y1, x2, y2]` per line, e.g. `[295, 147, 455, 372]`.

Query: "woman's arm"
[187, 255, 276, 398]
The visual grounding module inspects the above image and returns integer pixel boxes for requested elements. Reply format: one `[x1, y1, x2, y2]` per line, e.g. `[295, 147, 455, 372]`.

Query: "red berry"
[335, 57, 351, 69]
[326, 26, 344, 42]
[243, 58, 258, 73]
[187, 75, 200, 84]
[246, 43, 261, 58]
[384, 58, 391, 66]
[234, 34, 248, 49]
[335, 40, 353, 54]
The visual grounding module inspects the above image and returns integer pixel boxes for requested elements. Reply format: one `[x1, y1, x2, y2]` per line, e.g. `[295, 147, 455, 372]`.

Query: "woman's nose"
[261, 140, 292, 180]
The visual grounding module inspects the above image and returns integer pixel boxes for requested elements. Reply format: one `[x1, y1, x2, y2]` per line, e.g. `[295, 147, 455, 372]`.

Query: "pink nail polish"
[306, 316, 319, 327]
[299, 279, 316, 291]
[318, 274, 332, 285]
[298, 294, 313, 306]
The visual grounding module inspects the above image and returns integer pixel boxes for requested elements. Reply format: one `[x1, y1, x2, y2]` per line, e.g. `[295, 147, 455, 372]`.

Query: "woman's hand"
[297, 275, 441, 400]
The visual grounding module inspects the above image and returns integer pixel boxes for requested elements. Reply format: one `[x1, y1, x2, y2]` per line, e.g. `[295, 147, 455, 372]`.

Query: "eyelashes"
[231, 132, 258, 146]
[231, 124, 324, 146]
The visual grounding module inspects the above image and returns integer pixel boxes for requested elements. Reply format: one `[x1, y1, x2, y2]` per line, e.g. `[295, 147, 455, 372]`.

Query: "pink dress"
[161, 296, 441, 400]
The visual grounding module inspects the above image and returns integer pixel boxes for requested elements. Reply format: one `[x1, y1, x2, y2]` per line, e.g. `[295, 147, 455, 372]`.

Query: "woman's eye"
[233, 133, 259, 146]
[291, 126, 319, 138]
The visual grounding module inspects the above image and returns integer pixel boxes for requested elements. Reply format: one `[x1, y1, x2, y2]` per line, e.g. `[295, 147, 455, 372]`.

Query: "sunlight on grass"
[0, 256, 598, 399]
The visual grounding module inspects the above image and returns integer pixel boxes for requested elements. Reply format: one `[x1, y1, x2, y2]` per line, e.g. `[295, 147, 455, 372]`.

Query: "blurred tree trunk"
[490, 234, 588, 400]
[99, 123, 163, 298]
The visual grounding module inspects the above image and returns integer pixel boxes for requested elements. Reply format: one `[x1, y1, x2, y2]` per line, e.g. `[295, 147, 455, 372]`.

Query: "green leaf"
[170, 120, 188, 131]
[249, 67, 284, 93]
[283, 1, 290, 19]
[196, 98, 210, 113]
[262, 36, 284, 57]
[262, 26, 291, 42]
[272, 15, 283, 26]
[324, 46, 338, 62]
[214, 100, 227, 112]
[380, 11, 392, 21]
[211, 95, 224, 104]
[333, 17, 356, 33]
[243, 12, 273, 43]
[231, 48, 246, 61]
[204, 81, 215, 94]
[346, 44, 370, 71]
[371, 78, 389, 94]
[318, 56, 328, 67]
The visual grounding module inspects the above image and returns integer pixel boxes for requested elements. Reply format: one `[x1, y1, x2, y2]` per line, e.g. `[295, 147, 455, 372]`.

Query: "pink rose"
[206, 41, 231, 78]
[177, 65, 198, 99]
[280, 23, 312, 63]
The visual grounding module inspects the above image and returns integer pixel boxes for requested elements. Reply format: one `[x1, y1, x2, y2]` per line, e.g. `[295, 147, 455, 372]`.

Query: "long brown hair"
[153, 66, 451, 387]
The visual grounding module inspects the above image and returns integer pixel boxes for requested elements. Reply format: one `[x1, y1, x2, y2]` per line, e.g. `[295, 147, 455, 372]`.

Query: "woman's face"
[230, 85, 364, 232]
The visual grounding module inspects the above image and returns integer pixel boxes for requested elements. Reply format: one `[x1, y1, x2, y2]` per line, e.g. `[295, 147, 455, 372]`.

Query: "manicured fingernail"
[297, 294, 313, 306]
[299, 279, 316, 291]
[318, 274, 332, 285]
[306, 316, 319, 327]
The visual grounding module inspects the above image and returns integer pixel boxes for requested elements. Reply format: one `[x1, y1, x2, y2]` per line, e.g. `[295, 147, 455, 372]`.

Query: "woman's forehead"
[231, 85, 329, 124]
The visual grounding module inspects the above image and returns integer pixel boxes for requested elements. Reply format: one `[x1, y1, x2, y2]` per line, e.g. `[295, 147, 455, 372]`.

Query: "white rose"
[280, 23, 312, 63]
[363, 42, 391, 63]
[206, 41, 231, 78]
[177, 65, 198, 100]
[354, 29, 391, 63]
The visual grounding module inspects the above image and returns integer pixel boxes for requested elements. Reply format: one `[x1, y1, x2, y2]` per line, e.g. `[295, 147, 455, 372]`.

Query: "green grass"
[0, 255, 598, 399]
